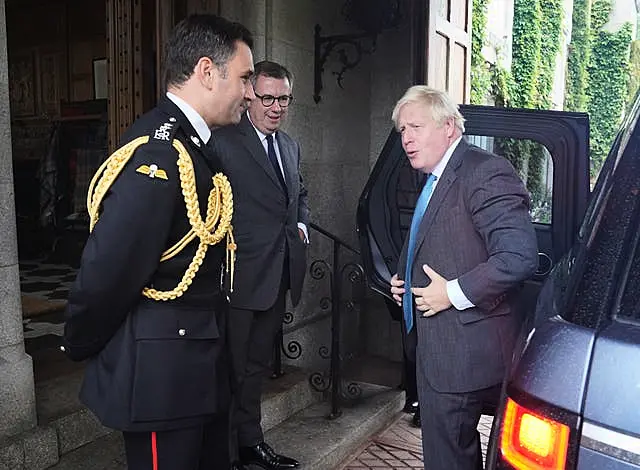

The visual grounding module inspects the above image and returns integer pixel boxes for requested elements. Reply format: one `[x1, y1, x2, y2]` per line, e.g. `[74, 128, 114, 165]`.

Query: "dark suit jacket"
[211, 114, 310, 310]
[63, 98, 230, 432]
[397, 139, 538, 394]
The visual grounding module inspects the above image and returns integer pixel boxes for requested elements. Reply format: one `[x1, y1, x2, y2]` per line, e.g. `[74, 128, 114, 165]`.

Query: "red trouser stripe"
[151, 432, 158, 470]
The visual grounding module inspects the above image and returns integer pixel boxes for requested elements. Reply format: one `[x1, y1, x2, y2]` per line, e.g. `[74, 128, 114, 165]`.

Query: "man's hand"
[411, 264, 452, 317]
[390, 273, 405, 306]
[298, 228, 306, 242]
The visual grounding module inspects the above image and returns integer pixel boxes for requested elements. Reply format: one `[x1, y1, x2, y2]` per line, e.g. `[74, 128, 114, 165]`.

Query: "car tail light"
[500, 397, 570, 469]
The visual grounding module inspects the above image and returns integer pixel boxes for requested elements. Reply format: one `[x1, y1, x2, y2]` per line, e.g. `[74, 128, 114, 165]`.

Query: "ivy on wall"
[587, 20, 633, 174]
[564, 0, 591, 111]
[536, 0, 564, 108]
[473, 0, 635, 207]
[510, 0, 543, 108]
[563, 0, 634, 177]
[506, 0, 562, 203]
[471, 0, 491, 104]
[527, 0, 563, 198]
[627, 40, 640, 107]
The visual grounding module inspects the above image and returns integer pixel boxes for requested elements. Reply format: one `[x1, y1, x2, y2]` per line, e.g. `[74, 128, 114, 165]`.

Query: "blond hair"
[392, 86, 465, 132]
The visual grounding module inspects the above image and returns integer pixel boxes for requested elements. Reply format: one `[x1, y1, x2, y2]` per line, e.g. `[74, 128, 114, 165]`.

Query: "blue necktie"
[403, 174, 437, 332]
[265, 134, 287, 195]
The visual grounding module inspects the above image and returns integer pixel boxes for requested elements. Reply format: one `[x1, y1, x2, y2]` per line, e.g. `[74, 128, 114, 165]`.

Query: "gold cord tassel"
[87, 137, 235, 301]
[226, 230, 237, 292]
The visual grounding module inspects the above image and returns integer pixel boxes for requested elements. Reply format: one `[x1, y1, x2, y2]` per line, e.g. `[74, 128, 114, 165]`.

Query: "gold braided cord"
[88, 136, 150, 231]
[87, 136, 236, 301]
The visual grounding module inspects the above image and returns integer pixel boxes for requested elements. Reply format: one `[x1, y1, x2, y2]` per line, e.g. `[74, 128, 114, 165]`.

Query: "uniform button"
[178, 328, 186, 336]
[59, 345, 66, 352]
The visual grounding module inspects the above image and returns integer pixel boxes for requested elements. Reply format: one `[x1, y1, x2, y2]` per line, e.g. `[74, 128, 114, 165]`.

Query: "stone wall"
[0, 0, 37, 441]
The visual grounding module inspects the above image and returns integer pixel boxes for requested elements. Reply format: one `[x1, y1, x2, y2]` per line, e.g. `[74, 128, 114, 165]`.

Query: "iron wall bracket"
[313, 24, 377, 104]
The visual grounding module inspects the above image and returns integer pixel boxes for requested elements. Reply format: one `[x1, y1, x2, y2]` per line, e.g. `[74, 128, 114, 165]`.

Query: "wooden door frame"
[410, 0, 472, 103]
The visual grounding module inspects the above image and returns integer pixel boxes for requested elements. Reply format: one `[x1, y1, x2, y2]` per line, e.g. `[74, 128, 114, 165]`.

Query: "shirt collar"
[431, 136, 462, 179]
[166, 92, 211, 144]
[246, 111, 276, 143]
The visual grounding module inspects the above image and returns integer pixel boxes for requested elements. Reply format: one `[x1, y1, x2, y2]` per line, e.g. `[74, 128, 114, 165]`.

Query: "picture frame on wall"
[93, 58, 107, 100]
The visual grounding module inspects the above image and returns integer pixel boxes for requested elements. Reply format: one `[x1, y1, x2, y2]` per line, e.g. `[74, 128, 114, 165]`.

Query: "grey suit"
[397, 139, 537, 469]
[211, 113, 310, 449]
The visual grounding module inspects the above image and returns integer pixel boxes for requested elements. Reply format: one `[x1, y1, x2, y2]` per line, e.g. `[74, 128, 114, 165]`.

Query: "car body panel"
[583, 321, 640, 433]
[510, 315, 595, 414]
[578, 441, 640, 469]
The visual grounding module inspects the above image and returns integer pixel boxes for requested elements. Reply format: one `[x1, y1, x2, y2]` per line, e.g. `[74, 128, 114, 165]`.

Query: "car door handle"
[536, 252, 553, 276]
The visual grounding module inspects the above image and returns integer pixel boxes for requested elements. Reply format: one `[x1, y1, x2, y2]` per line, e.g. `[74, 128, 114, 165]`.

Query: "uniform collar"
[166, 92, 211, 144]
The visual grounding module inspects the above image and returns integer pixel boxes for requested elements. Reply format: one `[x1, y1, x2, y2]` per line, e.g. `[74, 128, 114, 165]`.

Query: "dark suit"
[397, 139, 537, 469]
[212, 113, 310, 449]
[63, 98, 231, 468]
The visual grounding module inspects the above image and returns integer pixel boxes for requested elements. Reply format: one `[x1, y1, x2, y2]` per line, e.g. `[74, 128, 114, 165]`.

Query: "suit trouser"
[401, 332, 418, 402]
[383, 298, 418, 402]
[417, 354, 500, 470]
[122, 414, 230, 470]
[228, 281, 287, 451]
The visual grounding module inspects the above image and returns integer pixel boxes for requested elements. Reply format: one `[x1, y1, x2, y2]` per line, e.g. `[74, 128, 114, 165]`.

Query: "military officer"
[62, 15, 255, 469]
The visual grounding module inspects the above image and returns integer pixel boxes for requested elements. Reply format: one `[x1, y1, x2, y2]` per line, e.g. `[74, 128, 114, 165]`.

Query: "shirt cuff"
[297, 223, 309, 244]
[446, 279, 475, 310]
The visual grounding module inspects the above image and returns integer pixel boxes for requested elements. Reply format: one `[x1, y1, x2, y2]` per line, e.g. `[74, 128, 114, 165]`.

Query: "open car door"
[357, 105, 590, 316]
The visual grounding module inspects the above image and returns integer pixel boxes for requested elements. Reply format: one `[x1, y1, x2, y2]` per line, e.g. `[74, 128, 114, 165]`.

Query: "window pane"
[466, 135, 553, 224]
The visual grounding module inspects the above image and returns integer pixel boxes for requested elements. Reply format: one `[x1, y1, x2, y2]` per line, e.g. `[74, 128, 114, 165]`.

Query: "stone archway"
[0, 0, 37, 442]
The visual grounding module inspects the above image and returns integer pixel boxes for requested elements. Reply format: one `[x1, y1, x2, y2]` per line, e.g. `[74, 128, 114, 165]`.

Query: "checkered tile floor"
[339, 413, 494, 469]
[20, 259, 77, 301]
[20, 259, 77, 349]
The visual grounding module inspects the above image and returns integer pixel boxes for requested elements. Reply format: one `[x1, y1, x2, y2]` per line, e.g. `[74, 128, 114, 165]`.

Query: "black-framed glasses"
[255, 92, 293, 107]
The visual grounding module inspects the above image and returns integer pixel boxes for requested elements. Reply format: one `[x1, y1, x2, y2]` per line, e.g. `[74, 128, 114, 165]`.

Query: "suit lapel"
[238, 114, 286, 193]
[412, 139, 468, 257]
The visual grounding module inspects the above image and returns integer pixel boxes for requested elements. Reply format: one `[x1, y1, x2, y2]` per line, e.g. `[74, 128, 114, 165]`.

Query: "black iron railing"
[272, 223, 366, 418]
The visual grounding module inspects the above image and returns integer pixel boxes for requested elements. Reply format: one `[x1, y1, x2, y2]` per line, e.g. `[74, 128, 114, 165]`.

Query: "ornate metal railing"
[272, 223, 366, 418]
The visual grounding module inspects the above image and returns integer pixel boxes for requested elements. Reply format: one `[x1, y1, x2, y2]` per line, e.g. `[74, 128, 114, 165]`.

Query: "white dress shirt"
[166, 92, 211, 144]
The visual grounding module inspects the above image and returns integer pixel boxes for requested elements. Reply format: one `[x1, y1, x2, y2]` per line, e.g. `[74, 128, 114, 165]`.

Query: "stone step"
[260, 368, 322, 433]
[36, 382, 402, 470]
[0, 365, 320, 470]
[262, 383, 404, 470]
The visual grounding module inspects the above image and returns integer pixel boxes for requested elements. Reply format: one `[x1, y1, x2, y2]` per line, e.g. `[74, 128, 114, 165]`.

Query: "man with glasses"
[212, 60, 309, 470]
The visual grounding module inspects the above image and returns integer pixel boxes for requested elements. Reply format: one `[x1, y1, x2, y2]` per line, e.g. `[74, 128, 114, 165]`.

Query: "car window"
[565, 118, 640, 328]
[614, 195, 640, 322]
[467, 135, 553, 224]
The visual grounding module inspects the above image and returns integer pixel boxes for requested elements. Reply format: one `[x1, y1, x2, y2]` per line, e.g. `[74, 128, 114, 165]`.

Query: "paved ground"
[337, 412, 494, 469]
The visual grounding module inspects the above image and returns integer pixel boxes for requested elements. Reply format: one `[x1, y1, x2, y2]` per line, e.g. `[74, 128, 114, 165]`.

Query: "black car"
[358, 97, 640, 469]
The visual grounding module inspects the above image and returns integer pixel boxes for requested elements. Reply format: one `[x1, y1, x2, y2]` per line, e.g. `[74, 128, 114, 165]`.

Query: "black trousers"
[383, 298, 418, 402]
[417, 355, 500, 470]
[123, 415, 230, 470]
[402, 335, 418, 402]
[228, 281, 287, 452]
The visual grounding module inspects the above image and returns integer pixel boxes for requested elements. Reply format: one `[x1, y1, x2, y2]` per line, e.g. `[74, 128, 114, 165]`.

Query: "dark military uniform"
[63, 97, 231, 469]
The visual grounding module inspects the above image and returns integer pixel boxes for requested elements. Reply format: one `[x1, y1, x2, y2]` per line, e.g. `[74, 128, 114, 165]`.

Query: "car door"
[357, 105, 590, 318]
